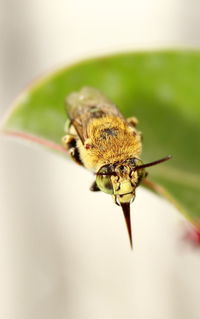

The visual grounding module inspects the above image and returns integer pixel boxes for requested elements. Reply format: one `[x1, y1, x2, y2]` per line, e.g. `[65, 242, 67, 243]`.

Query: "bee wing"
[65, 87, 124, 144]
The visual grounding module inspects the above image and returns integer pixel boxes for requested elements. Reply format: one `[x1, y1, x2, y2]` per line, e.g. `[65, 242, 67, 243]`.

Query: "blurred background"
[1, 1, 200, 319]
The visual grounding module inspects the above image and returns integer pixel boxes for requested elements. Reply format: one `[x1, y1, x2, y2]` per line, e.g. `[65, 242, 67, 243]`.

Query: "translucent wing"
[65, 87, 124, 143]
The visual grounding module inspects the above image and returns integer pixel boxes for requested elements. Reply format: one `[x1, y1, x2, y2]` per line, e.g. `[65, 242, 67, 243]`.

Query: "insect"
[62, 87, 171, 248]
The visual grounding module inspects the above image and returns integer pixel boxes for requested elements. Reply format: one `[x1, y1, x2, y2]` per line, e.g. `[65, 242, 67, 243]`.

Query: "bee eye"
[134, 158, 143, 166]
[127, 158, 143, 168]
[96, 175, 114, 194]
[96, 164, 115, 194]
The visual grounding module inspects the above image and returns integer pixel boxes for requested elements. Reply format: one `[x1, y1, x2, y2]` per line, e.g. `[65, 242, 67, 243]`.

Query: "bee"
[62, 87, 171, 248]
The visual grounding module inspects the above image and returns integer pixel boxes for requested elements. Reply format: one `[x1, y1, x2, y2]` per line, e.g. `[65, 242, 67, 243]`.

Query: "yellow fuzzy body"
[77, 115, 142, 172]
[63, 86, 142, 173]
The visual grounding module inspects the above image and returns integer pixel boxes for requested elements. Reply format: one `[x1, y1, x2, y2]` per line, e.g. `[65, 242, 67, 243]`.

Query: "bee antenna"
[135, 155, 172, 170]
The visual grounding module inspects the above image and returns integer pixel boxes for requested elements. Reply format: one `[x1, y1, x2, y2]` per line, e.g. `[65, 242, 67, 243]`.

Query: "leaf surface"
[2, 51, 200, 224]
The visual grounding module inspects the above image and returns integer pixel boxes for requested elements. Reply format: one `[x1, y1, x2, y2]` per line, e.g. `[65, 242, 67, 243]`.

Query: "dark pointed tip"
[121, 202, 133, 249]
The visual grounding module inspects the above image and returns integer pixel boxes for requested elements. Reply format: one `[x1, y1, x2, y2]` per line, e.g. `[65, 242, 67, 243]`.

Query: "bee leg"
[138, 131, 143, 142]
[127, 117, 143, 141]
[90, 181, 101, 192]
[62, 134, 83, 166]
[63, 119, 71, 133]
[112, 195, 120, 206]
[127, 116, 138, 127]
[62, 134, 77, 150]
[70, 147, 83, 166]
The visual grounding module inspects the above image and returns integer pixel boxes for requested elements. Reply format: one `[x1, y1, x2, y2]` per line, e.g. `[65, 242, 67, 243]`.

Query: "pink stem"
[1, 130, 67, 153]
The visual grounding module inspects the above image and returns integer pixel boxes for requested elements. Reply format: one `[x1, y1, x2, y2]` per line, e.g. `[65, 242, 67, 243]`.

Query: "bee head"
[95, 155, 171, 204]
[95, 158, 146, 205]
[95, 155, 171, 248]
[95, 159, 145, 249]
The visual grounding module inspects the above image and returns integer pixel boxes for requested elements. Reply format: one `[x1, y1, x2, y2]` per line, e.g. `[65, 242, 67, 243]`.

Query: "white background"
[1, 1, 200, 318]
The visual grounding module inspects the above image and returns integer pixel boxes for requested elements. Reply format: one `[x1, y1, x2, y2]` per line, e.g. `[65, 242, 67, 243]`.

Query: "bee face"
[96, 158, 145, 204]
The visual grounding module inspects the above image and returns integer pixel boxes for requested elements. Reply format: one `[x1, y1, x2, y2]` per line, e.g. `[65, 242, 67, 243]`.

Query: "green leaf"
[2, 51, 200, 226]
